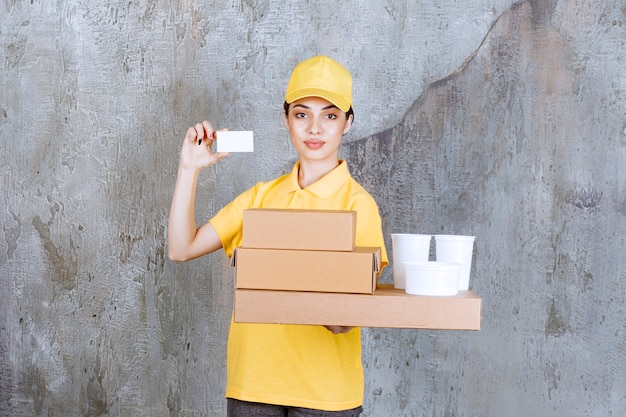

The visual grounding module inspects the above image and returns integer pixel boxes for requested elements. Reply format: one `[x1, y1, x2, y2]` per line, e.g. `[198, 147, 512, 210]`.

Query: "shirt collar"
[287, 160, 351, 198]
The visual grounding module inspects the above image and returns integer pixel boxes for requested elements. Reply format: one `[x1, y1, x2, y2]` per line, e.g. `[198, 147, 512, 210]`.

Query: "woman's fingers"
[202, 121, 214, 139]
[193, 121, 214, 145]
[178, 122, 231, 170]
[185, 126, 198, 143]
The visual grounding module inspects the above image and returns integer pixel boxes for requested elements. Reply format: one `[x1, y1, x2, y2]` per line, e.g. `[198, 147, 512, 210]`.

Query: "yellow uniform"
[210, 160, 388, 411]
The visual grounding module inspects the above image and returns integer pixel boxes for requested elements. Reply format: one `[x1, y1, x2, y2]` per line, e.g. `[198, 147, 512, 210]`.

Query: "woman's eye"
[295, 112, 307, 118]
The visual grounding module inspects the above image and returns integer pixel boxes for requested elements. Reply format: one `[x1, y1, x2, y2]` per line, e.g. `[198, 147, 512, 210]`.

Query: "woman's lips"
[304, 140, 324, 149]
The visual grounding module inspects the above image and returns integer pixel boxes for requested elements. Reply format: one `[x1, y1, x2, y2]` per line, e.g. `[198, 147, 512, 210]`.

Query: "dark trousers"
[227, 398, 363, 417]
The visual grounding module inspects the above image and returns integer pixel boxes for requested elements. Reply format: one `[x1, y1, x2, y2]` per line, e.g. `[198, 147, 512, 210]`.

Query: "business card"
[216, 131, 254, 152]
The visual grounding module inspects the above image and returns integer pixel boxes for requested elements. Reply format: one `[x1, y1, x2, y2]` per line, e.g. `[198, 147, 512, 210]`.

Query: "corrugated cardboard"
[234, 284, 481, 330]
[242, 209, 356, 251]
[234, 247, 380, 294]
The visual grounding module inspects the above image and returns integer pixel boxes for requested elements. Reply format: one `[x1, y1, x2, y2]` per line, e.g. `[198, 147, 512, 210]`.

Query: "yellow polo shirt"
[209, 160, 388, 411]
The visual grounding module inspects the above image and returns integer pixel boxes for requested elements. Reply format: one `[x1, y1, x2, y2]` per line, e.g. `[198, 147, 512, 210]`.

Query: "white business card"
[216, 131, 254, 152]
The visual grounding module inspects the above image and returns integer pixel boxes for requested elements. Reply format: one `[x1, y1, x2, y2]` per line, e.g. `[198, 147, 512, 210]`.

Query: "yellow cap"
[285, 56, 353, 112]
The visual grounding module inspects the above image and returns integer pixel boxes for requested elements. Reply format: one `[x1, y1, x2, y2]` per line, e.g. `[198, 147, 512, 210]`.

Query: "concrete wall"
[1, 0, 625, 416]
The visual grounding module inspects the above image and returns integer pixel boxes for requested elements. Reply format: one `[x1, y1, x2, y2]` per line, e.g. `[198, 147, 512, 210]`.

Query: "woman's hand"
[324, 326, 355, 334]
[179, 121, 230, 170]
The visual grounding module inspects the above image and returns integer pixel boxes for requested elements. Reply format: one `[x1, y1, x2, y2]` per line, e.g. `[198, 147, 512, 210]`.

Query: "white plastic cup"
[404, 261, 461, 296]
[390, 234, 432, 289]
[434, 235, 476, 290]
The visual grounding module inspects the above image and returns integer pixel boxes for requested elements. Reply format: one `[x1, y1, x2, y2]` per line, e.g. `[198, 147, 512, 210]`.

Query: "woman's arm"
[167, 121, 230, 261]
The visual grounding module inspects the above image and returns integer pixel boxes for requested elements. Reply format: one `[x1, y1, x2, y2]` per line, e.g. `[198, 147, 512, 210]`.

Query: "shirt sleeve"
[208, 184, 258, 258]
[352, 193, 389, 272]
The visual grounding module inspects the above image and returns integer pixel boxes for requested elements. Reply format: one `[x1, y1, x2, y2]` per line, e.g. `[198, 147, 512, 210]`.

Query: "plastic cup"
[404, 261, 461, 296]
[434, 235, 476, 290]
[390, 234, 432, 289]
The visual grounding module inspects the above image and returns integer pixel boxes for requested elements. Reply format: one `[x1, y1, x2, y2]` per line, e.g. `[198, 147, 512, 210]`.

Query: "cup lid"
[434, 234, 476, 241]
[391, 233, 432, 240]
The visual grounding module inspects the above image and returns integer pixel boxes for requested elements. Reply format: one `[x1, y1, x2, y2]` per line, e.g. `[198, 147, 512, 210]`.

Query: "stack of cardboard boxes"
[233, 209, 481, 330]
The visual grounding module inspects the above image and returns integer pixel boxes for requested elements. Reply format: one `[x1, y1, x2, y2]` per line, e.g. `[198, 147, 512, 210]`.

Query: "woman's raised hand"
[179, 121, 230, 170]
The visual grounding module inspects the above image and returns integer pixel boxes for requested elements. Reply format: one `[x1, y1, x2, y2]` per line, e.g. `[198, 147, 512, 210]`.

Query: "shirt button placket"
[287, 191, 305, 209]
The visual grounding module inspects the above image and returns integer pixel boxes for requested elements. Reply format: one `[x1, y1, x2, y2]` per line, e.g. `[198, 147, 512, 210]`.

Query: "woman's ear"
[342, 113, 354, 135]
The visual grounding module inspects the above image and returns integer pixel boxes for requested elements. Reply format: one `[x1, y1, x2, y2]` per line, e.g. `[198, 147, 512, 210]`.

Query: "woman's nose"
[309, 116, 321, 134]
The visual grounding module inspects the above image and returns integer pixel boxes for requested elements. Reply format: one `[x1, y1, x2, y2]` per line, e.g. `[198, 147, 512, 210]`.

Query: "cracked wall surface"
[347, 1, 626, 415]
[2, 0, 625, 416]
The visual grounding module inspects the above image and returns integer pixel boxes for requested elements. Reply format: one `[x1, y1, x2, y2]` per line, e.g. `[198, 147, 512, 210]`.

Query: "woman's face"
[284, 96, 353, 165]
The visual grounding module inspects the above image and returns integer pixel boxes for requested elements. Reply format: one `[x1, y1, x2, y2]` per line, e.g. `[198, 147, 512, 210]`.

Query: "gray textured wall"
[1, 0, 625, 416]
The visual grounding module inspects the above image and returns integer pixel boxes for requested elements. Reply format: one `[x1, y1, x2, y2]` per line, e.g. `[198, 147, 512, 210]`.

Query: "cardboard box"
[234, 247, 381, 294]
[242, 209, 356, 251]
[234, 284, 481, 330]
